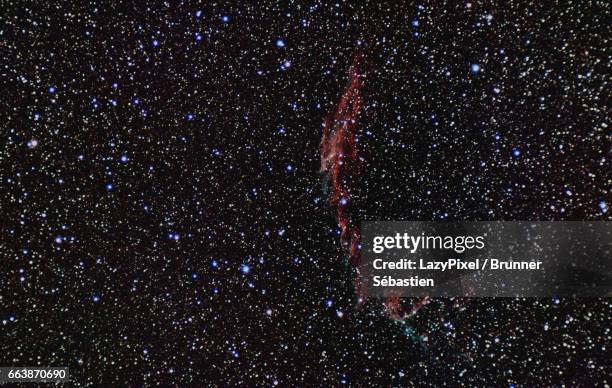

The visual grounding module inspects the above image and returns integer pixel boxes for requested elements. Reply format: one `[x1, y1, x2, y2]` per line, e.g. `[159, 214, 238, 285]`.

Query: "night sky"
[1, 1, 610, 386]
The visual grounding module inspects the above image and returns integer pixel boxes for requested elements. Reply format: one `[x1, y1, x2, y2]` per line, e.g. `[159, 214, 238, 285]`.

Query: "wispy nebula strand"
[320, 51, 365, 301]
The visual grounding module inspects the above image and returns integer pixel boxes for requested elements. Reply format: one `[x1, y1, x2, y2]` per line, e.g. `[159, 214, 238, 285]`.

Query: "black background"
[1, 1, 609, 386]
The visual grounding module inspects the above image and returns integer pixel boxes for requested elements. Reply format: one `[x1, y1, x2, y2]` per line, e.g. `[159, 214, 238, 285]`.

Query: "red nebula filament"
[320, 51, 365, 299]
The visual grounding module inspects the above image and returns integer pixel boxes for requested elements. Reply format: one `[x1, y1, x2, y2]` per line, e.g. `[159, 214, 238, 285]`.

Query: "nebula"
[320, 51, 366, 301]
[321, 51, 430, 321]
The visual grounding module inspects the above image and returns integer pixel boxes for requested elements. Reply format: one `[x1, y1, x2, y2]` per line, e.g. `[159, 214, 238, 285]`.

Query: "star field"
[1, 1, 610, 386]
